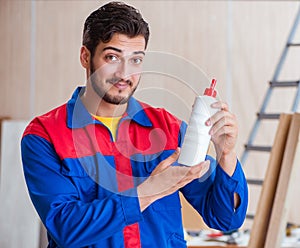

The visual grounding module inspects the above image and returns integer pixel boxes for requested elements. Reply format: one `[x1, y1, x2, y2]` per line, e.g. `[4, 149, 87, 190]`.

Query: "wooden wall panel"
[0, 0, 300, 238]
[0, 1, 31, 119]
[34, 1, 89, 116]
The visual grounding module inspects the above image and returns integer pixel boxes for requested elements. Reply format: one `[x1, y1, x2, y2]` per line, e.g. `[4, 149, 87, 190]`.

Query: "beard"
[90, 61, 138, 105]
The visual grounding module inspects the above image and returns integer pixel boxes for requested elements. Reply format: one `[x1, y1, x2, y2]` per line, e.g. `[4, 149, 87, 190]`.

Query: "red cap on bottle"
[204, 79, 217, 97]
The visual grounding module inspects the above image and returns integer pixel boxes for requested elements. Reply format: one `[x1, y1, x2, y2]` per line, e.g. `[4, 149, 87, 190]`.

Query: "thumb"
[153, 148, 180, 174]
[172, 147, 180, 158]
[161, 147, 180, 167]
[166, 147, 180, 164]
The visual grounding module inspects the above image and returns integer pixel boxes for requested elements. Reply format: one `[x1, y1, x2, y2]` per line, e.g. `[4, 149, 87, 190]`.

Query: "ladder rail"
[272, 7, 300, 82]
[292, 85, 300, 112]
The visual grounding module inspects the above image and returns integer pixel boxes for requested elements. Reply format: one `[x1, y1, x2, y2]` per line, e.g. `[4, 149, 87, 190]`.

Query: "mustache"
[106, 78, 133, 86]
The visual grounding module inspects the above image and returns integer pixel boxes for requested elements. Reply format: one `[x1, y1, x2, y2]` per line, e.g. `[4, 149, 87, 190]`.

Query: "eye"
[105, 54, 120, 63]
[130, 57, 143, 65]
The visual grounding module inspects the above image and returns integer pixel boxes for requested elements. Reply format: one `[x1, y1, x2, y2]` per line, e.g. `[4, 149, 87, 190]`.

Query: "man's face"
[89, 34, 146, 105]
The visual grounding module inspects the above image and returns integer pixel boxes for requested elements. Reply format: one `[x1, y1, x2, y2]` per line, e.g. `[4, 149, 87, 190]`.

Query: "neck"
[95, 100, 127, 117]
[81, 85, 127, 117]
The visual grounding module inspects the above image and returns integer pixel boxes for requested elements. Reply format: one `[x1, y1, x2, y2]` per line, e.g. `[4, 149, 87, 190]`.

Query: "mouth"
[107, 78, 132, 90]
[114, 81, 129, 90]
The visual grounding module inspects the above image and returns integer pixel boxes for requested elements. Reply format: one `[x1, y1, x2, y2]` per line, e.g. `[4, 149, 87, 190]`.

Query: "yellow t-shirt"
[93, 115, 122, 141]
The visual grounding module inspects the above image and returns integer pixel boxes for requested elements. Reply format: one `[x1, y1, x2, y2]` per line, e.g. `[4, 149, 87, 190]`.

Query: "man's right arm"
[21, 134, 143, 247]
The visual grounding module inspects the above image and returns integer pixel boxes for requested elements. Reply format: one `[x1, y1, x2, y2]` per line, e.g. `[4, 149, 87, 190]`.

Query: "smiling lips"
[107, 78, 132, 90]
[114, 81, 129, 90]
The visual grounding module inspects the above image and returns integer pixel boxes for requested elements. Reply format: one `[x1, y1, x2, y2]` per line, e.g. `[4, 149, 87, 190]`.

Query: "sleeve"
[21, 134, 143, 247]
[178, 121, 248, 231]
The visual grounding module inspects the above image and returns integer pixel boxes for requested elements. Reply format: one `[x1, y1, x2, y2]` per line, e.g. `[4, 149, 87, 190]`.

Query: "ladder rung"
[246, 213, 255, 220]
[247, 179, 263, 185]
[270, 80, 300, 87]
[245, 144, 272, 152]
[257, 113, 280, 120]
[287, 43, 300, 47]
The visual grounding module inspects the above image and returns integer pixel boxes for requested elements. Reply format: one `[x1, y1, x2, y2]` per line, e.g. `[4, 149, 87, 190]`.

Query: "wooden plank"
[248, 114, 293, 248]
[265, 113, 300, 248]
[287, 131, 300, 224]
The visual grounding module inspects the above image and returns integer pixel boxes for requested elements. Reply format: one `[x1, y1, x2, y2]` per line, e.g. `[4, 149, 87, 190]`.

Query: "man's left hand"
[205, 101, 238, 176]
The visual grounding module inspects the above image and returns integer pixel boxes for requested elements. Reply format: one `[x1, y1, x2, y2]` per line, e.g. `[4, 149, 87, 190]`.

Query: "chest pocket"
[61, 158, 97, 202]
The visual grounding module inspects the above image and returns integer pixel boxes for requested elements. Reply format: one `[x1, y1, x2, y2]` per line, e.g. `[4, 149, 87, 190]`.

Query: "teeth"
[116, 81, 127, 86]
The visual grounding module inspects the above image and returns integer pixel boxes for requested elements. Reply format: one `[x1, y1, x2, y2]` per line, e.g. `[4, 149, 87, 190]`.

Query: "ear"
[80, 46, 91, 69]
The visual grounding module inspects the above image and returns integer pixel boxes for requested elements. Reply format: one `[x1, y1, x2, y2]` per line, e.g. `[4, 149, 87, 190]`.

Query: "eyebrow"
[102, 46, 145, 56]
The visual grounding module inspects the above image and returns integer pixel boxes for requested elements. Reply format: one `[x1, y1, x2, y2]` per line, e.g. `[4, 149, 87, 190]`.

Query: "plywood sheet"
[248, 114, 292, 248]
[265, 113, 300, 248]
[0, 120, 40, 248]
[287, 136, 300, 224]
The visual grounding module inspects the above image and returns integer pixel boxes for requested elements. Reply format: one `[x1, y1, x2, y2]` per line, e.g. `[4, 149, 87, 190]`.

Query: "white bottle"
[178, 79, 218, 166]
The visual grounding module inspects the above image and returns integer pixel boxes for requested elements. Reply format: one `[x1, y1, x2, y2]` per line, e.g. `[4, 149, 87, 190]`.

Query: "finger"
[209, 114, 237, 135]
[192, 160, 210, 169]
[199, 160, 211, 177]
[153, 166, 191, 194]
[165, 147, 180, 164]
[191, 160, 210, 177]
[212, 126, 237, 139]
[176, 161, 211, 187]
[205, 108, 229, 127]
[211, 101, 229, 111]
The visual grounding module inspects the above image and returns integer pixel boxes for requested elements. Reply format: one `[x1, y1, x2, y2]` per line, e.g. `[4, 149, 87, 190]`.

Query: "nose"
[114, 61, 130, 81]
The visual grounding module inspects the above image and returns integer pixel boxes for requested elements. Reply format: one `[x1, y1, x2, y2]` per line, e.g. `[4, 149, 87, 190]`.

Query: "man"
[21, 2, 248, 247]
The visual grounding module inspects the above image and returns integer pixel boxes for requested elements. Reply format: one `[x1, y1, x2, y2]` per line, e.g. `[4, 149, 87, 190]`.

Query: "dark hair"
[83, 1, 150, 57]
